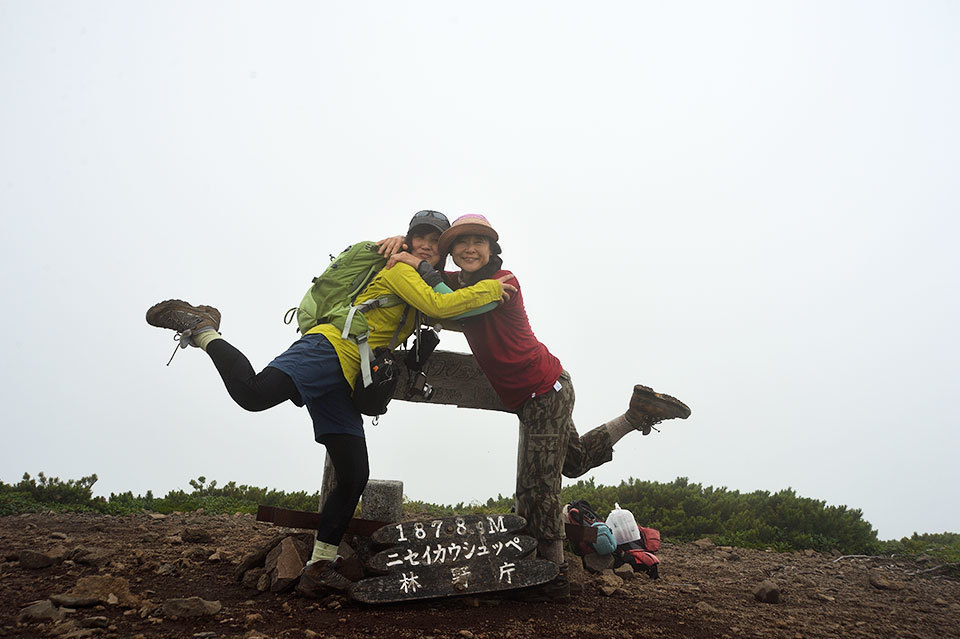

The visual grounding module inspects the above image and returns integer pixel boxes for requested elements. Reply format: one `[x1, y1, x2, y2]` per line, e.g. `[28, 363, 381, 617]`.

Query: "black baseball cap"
[407, 210, 450, 236]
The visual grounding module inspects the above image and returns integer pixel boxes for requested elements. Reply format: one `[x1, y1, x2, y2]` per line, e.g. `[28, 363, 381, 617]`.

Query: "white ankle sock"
[310, 540, 339, 564]
[192, 329, 222, 351]
[604, 414, 636, 445]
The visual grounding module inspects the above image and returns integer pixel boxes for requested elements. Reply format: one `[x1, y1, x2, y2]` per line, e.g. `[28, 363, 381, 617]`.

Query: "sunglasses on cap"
[413, 210, 449, 223]
[408, 210, 451, 232]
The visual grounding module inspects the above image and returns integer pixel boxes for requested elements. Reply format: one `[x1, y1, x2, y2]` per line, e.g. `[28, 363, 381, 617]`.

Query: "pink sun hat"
[437, 214, 500, 256]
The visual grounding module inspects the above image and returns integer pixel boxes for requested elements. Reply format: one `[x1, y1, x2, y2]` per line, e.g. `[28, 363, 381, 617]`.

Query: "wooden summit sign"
[351, 513, 557, 604]
[391, 350, 508, 412]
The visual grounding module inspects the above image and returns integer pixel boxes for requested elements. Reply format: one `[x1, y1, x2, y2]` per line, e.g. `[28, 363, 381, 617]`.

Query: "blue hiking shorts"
[267, 333, 364, 440]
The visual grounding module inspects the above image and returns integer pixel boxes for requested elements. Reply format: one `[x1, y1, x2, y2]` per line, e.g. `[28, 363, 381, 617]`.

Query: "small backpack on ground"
[615, 528, 661, 579]
[617, 543, 660, 579]
[564, 500, 617, 556]
[284, 241, 405, 413]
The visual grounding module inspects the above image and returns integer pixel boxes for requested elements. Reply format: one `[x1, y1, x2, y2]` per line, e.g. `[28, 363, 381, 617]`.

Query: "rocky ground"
[2, 511, 959, 639]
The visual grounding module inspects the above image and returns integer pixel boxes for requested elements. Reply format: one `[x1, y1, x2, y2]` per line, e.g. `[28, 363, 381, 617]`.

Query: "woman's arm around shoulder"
[377, 262, 506, 319]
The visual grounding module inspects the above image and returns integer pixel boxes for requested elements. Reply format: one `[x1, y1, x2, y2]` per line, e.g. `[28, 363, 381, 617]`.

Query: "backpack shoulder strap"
[340, 294, 402, 340]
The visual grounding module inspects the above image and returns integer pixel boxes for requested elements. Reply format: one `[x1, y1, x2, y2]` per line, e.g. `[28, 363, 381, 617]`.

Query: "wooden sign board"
[368, 533, 537, 573]
[371, 513, 526, 545]
[353, 513, 553, 604]
[351, 556, 558, 604]
[391, 350, 508, 412]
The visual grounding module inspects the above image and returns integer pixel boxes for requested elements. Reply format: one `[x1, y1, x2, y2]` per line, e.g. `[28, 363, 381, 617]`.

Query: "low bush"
[2, 471, 952, 557]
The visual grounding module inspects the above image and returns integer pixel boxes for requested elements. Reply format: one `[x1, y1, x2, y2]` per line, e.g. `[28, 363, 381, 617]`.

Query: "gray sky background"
[1, 1, 957, 541]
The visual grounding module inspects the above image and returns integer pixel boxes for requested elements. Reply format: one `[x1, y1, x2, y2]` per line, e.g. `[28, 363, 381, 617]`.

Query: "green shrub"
[878, 532, 960, 563]
[0, 471, 945, 557]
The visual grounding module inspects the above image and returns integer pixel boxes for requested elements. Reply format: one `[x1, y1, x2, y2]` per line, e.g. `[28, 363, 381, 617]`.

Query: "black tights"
[206, 339, 301, 410]
[315, 434, 369, 545]
[205, 339, 368, 547]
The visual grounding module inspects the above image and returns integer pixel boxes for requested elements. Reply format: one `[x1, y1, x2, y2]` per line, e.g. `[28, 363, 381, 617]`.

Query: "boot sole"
[632, 384, 691, 420]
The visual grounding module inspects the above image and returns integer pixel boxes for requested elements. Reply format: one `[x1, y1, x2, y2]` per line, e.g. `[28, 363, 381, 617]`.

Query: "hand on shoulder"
[495, 274, 518, 303]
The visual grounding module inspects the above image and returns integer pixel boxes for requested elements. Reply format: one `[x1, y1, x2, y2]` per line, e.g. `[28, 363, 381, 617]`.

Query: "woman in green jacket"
[146, 211, 514, 594]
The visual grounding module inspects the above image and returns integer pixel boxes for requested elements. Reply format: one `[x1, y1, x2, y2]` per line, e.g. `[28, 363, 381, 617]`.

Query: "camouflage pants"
[515, 370, 614, 542]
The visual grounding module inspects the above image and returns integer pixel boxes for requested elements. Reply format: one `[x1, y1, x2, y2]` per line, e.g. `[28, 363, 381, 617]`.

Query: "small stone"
[459, 631, 475, 638]
[193, 633, 218, 638]
[695, 601, 720, 614]
[51, 575, 139, 608]
[18, 550, 56, 569]
[74, 548, 112, 567]
[266, 537, 308, 592]
[868, 571, 903, 591]
[245, 613, 264, 627]
[242, 568, 266, 590]
[182, 527, 213, 544]
[47, 546, 71, 563]
[934, 598, 948, 606]
[17, 600, 63, 622]
[813, 592, 835, 602]
[50, 532, 69, 540]
[692, 538, 714, 550]
[753, 580, 781, 604]
[78, 616, 109, 628]
[51, 620, 78, 635]
[613, 564, 635, 580]
[597, 570, 623, 597]
[582, 553, 615, 573]
[162, 597, 222, 618]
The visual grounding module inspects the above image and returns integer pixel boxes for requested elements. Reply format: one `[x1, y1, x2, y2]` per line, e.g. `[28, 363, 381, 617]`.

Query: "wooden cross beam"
[390, 350, 508, 412]
[256, 505, 388, 538]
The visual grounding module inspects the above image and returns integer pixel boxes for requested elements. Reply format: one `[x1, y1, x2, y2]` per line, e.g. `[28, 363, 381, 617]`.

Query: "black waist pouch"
[352, 347, 399, 416]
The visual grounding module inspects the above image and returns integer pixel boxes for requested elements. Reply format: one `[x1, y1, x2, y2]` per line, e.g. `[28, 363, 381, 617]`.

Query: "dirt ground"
[2, 511, 959, 639]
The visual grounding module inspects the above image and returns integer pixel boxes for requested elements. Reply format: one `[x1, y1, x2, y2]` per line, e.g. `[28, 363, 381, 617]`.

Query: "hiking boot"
[626, 385, 691, 434]
[509, 564, 570, 603]
[295, 558, 353, 597]
[146, 299, 221, 336]
[146, 299, 221, 365]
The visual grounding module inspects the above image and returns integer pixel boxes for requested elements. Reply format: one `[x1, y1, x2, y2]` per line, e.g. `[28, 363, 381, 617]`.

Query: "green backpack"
[284, 241, 405, 389]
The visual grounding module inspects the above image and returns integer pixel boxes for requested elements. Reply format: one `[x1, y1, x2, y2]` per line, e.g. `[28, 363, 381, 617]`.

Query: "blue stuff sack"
[592, 522, 617, 555]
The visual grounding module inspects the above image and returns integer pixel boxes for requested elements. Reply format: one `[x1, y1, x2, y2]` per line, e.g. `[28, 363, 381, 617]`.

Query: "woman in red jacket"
[439, 214, 690, 601]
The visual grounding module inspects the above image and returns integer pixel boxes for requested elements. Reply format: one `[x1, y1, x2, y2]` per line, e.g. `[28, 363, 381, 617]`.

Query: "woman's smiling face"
[451, 234, 492, 273]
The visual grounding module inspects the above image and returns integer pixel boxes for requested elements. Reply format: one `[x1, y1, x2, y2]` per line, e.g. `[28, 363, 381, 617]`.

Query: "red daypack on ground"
[614, 525, 661, 579]
[639, 526, 660, 552]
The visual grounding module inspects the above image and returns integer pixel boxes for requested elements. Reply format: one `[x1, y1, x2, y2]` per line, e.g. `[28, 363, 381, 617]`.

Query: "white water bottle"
[605, 502, 641, 545]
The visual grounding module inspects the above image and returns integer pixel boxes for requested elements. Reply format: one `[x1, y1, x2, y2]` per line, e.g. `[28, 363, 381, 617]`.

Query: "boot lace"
[166, 328, 195, 366]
